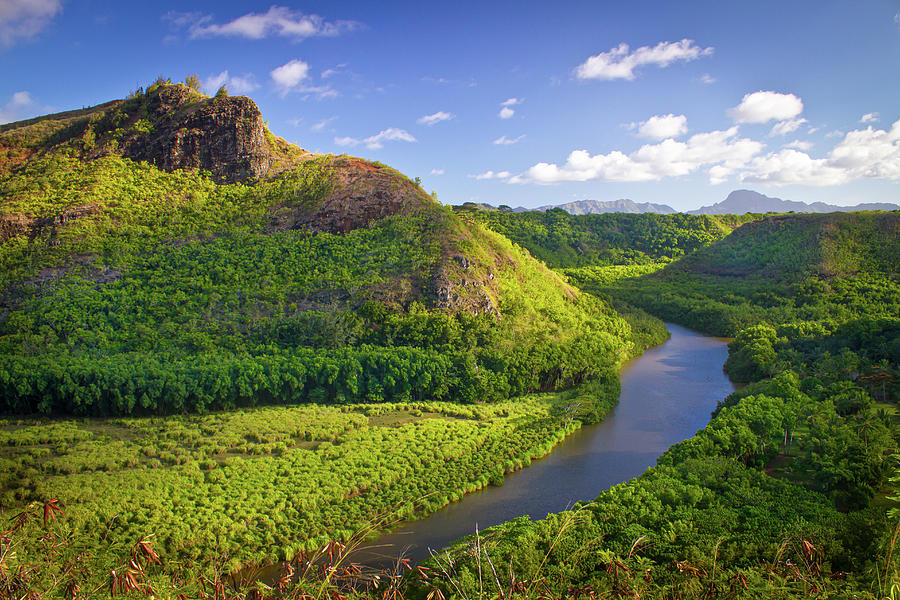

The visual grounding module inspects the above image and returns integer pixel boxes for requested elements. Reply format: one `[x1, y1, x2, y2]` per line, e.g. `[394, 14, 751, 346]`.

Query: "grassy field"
[0, 376, 619, 584]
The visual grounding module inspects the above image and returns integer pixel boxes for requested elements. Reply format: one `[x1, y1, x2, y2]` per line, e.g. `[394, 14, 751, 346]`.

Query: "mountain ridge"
[472, 190, 898, 216]
[688, 189, 899, 215]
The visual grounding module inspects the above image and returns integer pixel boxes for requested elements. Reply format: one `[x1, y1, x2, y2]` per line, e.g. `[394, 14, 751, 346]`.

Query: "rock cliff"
[121, 85, 272, 183]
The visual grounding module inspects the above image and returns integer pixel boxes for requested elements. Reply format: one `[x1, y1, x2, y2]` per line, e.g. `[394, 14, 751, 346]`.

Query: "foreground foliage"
[0, 377, 624, 592]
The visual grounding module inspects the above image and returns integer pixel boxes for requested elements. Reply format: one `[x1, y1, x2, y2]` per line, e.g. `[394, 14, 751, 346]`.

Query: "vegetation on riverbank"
[421, 210, 898, 599]
[0, 375, 628, 593]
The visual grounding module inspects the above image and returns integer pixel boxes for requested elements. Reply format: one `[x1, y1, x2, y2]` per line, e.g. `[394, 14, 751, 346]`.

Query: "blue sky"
[1, 0, 898, 211]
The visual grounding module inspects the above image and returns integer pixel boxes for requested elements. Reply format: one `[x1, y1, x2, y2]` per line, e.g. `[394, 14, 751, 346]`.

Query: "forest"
[419, 208, 899, 599]
[0, 82, 896, 599]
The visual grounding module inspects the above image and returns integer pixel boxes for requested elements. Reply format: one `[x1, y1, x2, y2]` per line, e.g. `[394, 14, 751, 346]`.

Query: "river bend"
[356, 322, 734, 564]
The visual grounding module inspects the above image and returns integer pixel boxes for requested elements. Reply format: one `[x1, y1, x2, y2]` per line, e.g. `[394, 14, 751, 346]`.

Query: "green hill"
[592, 212, 900, 338]
[0, 81, 651, 416]
[456, 204, 760, 268]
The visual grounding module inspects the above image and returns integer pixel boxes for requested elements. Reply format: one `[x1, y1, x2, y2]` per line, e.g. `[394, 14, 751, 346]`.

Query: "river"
[343, 322, 734, 565]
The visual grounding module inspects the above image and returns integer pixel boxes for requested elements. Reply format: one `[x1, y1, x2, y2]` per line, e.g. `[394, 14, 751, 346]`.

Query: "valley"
[0, 81, 896, 599]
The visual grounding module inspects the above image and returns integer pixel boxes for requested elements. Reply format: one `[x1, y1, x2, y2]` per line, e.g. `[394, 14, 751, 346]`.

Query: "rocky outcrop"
[122, 85, 272, 183]
[431, 255, 499, 316]
[270, 158, 434, 234]
[0, 206, 99, 245]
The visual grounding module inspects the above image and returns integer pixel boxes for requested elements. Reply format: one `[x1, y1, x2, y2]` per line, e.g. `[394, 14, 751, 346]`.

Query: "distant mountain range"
[687, 190, 899, 214]
[528, 198, 677, 214]
[497, 190, 898, 215]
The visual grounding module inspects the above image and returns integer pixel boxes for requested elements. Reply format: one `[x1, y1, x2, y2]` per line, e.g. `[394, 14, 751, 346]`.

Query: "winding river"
[348, 322, 734, 565]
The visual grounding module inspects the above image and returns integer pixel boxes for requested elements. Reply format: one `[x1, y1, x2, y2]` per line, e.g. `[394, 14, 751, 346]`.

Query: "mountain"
[0, 80, 644, 416]
[534, 198, 677, 214]
[690, 189, 899, 214]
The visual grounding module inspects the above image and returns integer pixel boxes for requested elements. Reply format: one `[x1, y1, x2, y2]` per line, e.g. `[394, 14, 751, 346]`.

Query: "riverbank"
[323, 323, 734, 566]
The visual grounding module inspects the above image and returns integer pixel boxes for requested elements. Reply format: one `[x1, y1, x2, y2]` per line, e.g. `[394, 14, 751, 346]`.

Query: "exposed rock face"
[122, 85, 272, 183]
[430, 255, 499, 316]
[0, 206, 99, 244]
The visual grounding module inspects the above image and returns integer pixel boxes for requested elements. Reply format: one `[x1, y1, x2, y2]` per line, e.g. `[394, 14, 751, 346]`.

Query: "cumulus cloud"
[501, 97, 523, 106]
[0, 91, 43, 124]
[499, 107, 515, 119]
[741, 120, 900, 185]
[505, 116, 900, 188]
[430, 168, 444, 175]
[860, 112, 879, 124]
[636, 114, 688, 140]
[493, 134, 525, 145]
[166, 6, 360, 41]
[334, 128, 416, 150]
[271, 59, 309, 93]
[0, 0, 61, 48]
[769, 117, 808, 136]
[575, 39, 713, 81]
[784, 139, 813, 151]
[511, 127, 762, 184]
[471, 170, 511, 180]
[741, 150, 848, 186]
[728, 90, 803, 124]
[203, 71, 259, 95]
[417, 111, 453, 126]
[699, 73, 716, 85]
[270, 59, 336, 99]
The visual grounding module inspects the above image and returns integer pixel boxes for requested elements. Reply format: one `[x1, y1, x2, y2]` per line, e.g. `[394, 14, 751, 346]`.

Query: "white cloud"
[167, 6, 360, 41]
[728, 90, 803, 124]
[501, 97, 523, 107]
[860, 112, 879, 124]
[784, 139, 813, 151]
[828, 122, 900, 175]
[0, 91, 41, 124]
[699, 73, 716, 85]
[203, 70, 259, 95]
[741, 150, 848, 186]
[769, 117, 808, 136]
[311, 117, 336, 132]
[742, 120, 900, 185]
[511, 127, 762, 184]
[417, 111, 454, 126]
[493, 134, 525, 145]
[574, 39, 713, 81]
[270, 59, 316, 97]
[0, 0, 61, 48]
[321, 63, 346, 79]
[267, 60, 337, 100]
[334, 128, 417, 150]
[499, 107, 515, 119]
[430, 168, 444, 175]
[636, 114, 688, 140]
[707, 165, 733, 185]
[471, 170, 511, 180]
[507, 117, 900, 188]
